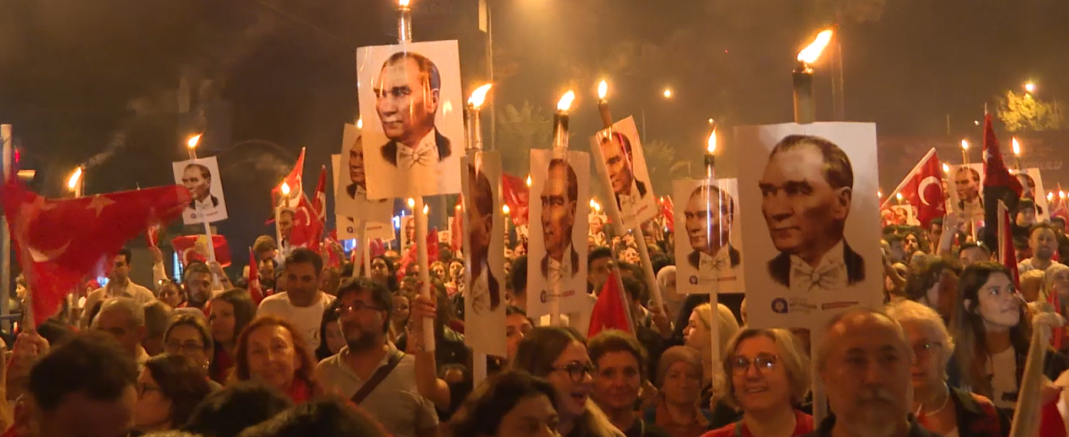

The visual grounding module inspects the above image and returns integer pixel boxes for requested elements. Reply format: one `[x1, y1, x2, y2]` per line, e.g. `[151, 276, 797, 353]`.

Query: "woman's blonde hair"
[716, 328, 810, 410]
[692, 303, 741, 361]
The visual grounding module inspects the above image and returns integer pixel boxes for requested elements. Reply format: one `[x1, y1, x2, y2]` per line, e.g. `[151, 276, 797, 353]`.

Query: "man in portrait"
[955, 166, 983, 212]
[345, 135, 389, 204]
[1016, 172, 1036, 199]
[599, 132, 648, 212]
[540, 158, 581, 285]
[684, 184, 740, 274]
[373, 52, 451, 170]
[758, 134, 865, 292]
[182, 163, 219, 212]
[467, 164, 501, 314]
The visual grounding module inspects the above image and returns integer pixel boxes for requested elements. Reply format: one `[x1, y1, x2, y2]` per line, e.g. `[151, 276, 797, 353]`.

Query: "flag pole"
[363, 223, 372, 279]
[466, 84, 493, 386]
[704, 130, 723, 401]
[549, 91, 575, 327]
[1, 125, 13, 331]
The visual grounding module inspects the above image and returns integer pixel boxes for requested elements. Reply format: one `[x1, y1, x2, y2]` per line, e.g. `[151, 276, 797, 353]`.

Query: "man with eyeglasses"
[314, 278, 438, 437]
[93, 297, 149, 369]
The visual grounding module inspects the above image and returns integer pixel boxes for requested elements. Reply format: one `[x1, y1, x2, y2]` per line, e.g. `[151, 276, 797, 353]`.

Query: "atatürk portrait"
[599, 131, 648, 212]
[467, 164, 501, 314]
[540, 158, 580, 285]
[758, 135, 865, 292]
[182, 163, 219, 212]
[374, 52, 451, 170]
[684, 184, 740, 273]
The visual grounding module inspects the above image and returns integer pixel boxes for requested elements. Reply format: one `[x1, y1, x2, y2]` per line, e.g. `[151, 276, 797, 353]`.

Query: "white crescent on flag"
[918, 176, 940, 206]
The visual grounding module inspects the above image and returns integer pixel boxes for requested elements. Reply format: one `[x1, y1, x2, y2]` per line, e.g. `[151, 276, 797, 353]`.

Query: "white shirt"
[698, 245, 735, 275]
[985, 347, 1018, 409]
[81, 279, 156, 328]
[193, 196, 216, 212]
[396, 130, 439, 170]
[257, 292, 336, 349]
[788, 240, 848, 293]
[618, 190, 638, 215]
[546, 243, 574, 286]
[1019, 259, 1063, 275]
[469, 270, 491, 315]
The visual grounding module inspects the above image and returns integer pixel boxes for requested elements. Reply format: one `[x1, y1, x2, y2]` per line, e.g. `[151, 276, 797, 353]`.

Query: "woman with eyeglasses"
[701, 328, 813, 437]
[512, 327, 624, 437]
[949, 262, 1069, 410]
[887, 299, 1002, 437]
[207, 289, 255, 383]
[163, 315, 213, 369]
[231, 316, 319, 404]
[135, 354, 213, 433]
[158, 279, 187, 309]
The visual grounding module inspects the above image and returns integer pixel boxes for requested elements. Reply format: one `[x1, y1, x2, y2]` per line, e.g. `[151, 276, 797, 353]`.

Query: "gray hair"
[815, 306, 907, 371]
[1043, 263, 1069, 303]
[143, 301, 174, 338]
[886, 299, 954, 354]
[94, 297, 146, 329]
[718, 328, 811, 409]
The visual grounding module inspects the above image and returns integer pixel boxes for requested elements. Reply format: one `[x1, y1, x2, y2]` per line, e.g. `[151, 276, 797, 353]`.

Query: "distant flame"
[502, 204, 511, 214]
[942, 163, 950, 173]
[525, 175, 532, 187]
[589, 199, 601, 211]
[896, 193, 903, 201]
[797, 29, 834, 64]
[556, 91, 576, 112]
[961, 139, 970, 151]
[1061, 191, 1066, 200]
[187, 134, 202, 149]
[468, 84, 493, 109]
[357, 119, 363, 130]
[422, 204, 429, 215]
[878, 190, 883, 198]
[597, 81, 608, 100]
[1048, 192, 1054, 202]
[67, 167, 83, 190]
[407, 198, 416, 208]
[280, 182, 291, 196]
[706, 128, 717, 154]
[1012, 137, 1021, 156]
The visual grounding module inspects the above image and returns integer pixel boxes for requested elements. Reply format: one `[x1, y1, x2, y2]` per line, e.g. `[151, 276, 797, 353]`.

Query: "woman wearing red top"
[702, 329, 813, 437]
[230, 316, 319, 404]
[207, 289, 255, 383]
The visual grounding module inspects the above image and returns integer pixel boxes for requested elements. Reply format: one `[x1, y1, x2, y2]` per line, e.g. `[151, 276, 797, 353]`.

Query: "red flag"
[321, 238, 342, 268]
[502, 173, 530, 226]
[588, 271, 633, 338]
[311, 165, 327, 222]
[983, 114, 1023, 249]
[247, 247, 264, 305]
[1052, 183, 1068, 222]
[172, 235, 231, 267]
[660, 196, 675, 233]
[397, 228, 439, 279]
[0, 182, 190, 325]
[451, 195, 463, 252]
[147, 224, 161, 248]
[997, 200, 1020, 286]
[271, 147, 306, 208]
[286, 195, 323, 252]
[880, 148, 945, 229]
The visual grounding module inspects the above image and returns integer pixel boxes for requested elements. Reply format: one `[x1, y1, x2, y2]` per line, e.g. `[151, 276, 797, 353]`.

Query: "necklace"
[919, 383, 951, 416]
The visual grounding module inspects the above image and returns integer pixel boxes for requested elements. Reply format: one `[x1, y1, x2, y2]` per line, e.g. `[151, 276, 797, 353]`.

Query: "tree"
[997, 90, 1066, 132]
[641, 139, 690, 197]
[495, 101, 554, 176]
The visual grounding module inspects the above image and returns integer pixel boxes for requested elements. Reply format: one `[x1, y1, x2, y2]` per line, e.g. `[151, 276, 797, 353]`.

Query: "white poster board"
[590, 117, 658, 232]
[462, 151, 507, 356]
[673, 178, 745, 295]
[172, 157, 228, 225]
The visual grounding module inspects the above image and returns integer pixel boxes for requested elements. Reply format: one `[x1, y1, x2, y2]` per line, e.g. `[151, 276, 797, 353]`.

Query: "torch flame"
[877, 190, 883, 198]
[896, 193, 903, 201]
[187, 134, 202, 149]
[597, 81, 608, 100]
[706, 128, 717, 154]
[468, 84, 493, 109]
[399, 0, 410, 7]
[590, 199, 601, 212]
[422, 204, 429, 215]
[67, 167, 83, 190]
[1012, 137, 1021, 156]
[961, 139, 970, 151]
[797, 29, 834, 64]
[1061, 191, 1066, 200]
[525, 175, 532, 187]
[502, 204, 511, 214]
[280, 182, 291, 196]
[357, 118, 363, 130]
[556, 91, 576, 112]
[407, 198, 416, 208]
[942, 163, 950, 173]
[1049, 192, 1054, 202]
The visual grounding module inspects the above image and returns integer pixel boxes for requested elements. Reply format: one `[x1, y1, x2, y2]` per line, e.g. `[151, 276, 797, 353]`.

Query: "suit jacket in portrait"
[767, 241, 865, 288]
[381, 129, 452, 166]
[614, 179, 648, 210]
[346, 183, 388, 203]
[687, 244, 741, 270]
[540, 246, 581, 281]
[188, 195, 220, 211]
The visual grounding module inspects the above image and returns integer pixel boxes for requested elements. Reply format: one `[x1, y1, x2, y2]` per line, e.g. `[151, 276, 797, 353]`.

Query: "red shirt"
[212, 347, 234, 383]
[701, 410, 813, 437]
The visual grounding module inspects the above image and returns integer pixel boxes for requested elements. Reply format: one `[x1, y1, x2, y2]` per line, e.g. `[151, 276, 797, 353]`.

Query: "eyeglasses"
[729, 353, 778, 376]
[335, 302, 384, 316]
[551, 361, 596, 383]
[911, 341, 943, 360]
[165, 341, 206, 355]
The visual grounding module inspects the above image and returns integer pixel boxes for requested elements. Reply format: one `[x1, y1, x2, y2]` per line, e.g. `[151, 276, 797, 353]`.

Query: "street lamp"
[1025, 82, 1037, 94]
[662, 88, 673, 99]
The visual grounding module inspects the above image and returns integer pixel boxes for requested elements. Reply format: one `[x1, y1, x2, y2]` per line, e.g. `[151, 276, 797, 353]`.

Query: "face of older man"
[684, 188, 731, 255]
[182, 167, 211, 201]
[821, 313, 911, 437]
[955, 168, 980, 202]
[348, 136, 365, 187]
[759, 145, 850, 264]
[374, 57, 438, 147]
[541, 164, 576, 260]
[600, 136, 634, 196]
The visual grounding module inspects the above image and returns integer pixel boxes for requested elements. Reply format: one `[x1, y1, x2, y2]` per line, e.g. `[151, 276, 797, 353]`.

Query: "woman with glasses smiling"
[702, 328, 812, 437]
[887, 300, 1002, 436]
[512, 327, 624, 437]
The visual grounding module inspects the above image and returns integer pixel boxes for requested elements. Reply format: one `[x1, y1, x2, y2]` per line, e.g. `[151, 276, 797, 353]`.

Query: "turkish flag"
[287, 195, 323, 252]
[397, 227, 439, 280]
[271, 147, 306, 209]
[660, 196, 675, 233]
[247, 247, 264, 305]
[147, 224, 161, 248]
[502, 173, 530, 226]
[588, 271, 633, 338]
[310, 165, 327, 222]
[880, 148, 945, 229]
[172, 235, 231, 267]
[0, 181, 190, 325]
[982, 114, 1023, 250]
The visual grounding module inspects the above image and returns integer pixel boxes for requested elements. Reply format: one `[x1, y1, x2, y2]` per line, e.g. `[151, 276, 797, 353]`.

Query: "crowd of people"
[4, 200, 1069, 437]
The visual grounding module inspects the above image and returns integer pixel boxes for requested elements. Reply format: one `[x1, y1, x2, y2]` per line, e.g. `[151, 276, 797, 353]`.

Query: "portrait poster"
[589, 117, 659, 232]
[888, 205, 918, 226]
[400, 215, 417, 250]
[357, 40, 464, 198]
[672, 178, 745, 295]
[1012, 168, 1049, 223]
[734, 123, 883, 329]
[331, 153, 395, 241]
[526, 149, 590, 320]
[948, 163, 985, 224]
[462, 151, 506, 356]
[172, 157, 228, 225]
